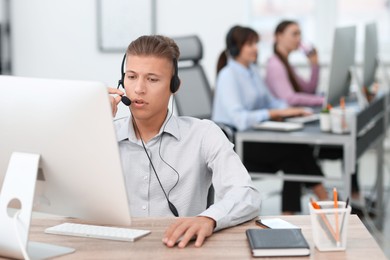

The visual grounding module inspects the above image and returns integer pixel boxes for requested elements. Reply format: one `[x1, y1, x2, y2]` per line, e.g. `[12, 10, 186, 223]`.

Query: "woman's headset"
[226, 26, 241, 57]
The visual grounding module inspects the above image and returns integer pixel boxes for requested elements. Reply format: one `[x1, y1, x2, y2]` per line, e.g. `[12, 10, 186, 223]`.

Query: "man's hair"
[127, 35, 180, 72]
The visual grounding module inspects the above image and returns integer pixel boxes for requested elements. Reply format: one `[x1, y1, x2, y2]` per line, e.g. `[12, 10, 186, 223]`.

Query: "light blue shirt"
[114, 113, 261, 231]
[212, 59, 288, 131]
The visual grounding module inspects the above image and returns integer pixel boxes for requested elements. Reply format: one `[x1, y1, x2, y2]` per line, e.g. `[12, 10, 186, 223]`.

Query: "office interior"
[0, 0, 390, 258]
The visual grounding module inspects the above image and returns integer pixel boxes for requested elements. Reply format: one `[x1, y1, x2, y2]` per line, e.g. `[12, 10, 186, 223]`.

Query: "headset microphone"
[121, 95, 132, 106]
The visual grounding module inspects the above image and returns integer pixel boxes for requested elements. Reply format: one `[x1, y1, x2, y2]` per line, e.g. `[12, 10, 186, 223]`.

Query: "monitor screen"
[0, 76, 131, 226]
[363, 22, 378, 89]
[326, 25, 356, 107]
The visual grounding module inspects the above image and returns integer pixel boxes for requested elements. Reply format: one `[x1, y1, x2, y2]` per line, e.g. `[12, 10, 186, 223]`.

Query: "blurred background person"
[212, 25, 329, 214]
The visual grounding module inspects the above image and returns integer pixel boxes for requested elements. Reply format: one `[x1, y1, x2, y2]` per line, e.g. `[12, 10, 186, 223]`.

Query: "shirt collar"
[115, 110, 181, 142]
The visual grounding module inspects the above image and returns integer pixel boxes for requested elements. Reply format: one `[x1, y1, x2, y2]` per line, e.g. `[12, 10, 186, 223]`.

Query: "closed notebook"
[246, 228, 310, 257]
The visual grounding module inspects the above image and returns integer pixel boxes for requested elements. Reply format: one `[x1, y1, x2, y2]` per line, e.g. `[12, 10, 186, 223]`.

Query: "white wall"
[10, 0, 250, 87]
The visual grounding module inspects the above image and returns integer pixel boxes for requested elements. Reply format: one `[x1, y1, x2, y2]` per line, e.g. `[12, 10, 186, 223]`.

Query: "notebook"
[252, 121, 303, 132]
[246, 228, 310, 257]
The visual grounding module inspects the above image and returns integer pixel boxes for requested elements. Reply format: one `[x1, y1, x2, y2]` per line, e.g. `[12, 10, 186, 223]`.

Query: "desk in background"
[15, 215, 386, 259]
[235, 95, 387, 230]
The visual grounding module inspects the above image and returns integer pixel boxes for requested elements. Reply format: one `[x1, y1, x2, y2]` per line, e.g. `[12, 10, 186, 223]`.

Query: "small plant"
[321, 104, 333, 113]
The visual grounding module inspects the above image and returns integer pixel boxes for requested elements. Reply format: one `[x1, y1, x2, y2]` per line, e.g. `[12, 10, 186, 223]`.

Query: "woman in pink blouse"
[266, 20, 362, 202]
[265, 20, 324, 107]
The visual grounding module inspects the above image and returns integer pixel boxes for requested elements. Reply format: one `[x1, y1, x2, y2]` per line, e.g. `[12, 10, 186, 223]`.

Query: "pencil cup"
[309, 201, 351, 251]
[330, 108, 354, 134]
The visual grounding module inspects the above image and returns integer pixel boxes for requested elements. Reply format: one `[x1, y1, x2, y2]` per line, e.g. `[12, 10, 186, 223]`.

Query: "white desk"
[235, 96, 386, 229]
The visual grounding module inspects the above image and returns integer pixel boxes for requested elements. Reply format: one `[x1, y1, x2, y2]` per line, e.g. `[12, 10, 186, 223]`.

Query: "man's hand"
[108, 87, 124, 117]
[162, 216, 216, 248]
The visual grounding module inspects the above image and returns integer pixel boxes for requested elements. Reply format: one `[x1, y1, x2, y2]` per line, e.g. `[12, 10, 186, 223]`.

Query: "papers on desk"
[252, 121, 303, 132]
[285, 113, 320, 124]
[258, 218, 300, 229]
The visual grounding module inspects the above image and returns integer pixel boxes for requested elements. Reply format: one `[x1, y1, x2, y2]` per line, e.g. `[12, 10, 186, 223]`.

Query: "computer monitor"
[363, 22, 379, 89]
[0, 76, 131, 259]
[326, 25, 357, 107]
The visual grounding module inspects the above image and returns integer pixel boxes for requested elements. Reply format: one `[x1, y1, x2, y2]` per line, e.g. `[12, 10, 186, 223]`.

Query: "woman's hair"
[127, 35, 180, 73]
[216, 25, 259, 75]
[273, 20, 301, 92]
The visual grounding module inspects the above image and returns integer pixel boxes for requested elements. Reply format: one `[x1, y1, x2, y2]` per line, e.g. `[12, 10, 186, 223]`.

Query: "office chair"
[173, 35, 235, 143]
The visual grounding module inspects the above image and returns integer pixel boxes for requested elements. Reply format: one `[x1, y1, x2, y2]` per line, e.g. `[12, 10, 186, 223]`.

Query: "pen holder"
[309, 201, 351, 251]
[330, 108, 354, 134]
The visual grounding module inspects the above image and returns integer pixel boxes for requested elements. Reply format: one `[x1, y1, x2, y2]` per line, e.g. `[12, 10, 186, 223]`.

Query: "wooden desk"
[7, 215, 386, 260]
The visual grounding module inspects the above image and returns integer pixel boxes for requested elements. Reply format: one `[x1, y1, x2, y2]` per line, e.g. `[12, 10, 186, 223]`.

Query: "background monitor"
[0, 76, 131, 226]
[363, 22, 379, 89]
[326, 25, 357, 107]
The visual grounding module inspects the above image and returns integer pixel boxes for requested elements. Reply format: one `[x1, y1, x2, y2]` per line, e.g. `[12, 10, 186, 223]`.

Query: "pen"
[255, 219, 271, 229]
[339, 197, 350, 240]
[340, 97, 347, 131]
[310, 198, 337, 243]
[333, 188, 340, 247]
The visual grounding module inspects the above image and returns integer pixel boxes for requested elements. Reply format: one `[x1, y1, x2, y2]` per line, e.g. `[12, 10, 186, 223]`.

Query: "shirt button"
[143, 175, 148, 180]
[142, 205, 147, 210]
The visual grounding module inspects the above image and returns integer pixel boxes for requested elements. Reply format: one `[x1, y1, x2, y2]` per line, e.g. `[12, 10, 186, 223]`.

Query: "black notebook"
[246, 228, 310, 257]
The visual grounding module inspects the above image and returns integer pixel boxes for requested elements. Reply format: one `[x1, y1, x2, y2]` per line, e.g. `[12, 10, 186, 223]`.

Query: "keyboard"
[285, 113, 320, 124]
[252, 121, 303, 132]
[45, 222, 151, 242]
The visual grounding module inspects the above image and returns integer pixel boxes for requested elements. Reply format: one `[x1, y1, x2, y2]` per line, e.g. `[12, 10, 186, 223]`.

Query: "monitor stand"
[349, 65, 369, 109]
[0, 152, 75, 259]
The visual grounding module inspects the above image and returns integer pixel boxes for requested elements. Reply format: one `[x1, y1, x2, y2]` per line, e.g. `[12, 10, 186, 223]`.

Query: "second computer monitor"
[363, 22, 379, 89]
[326, 25, 357, 107]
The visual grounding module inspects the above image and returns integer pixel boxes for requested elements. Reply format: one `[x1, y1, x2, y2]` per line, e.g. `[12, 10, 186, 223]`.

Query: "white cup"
[330, 108, 355, 134]
[320, 113, 331, 132]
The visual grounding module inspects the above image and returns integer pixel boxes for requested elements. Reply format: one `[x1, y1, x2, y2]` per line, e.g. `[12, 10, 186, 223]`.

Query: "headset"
[226, 26, 241, 57]
[117, 53, 180, 94]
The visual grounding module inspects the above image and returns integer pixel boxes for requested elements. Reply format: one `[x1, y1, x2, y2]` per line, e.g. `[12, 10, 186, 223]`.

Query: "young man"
[108, 35, 260, 248]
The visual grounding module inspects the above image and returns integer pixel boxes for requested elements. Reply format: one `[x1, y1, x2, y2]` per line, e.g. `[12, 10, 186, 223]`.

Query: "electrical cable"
[131, 104, 179, 217]
[158, 97, 180, 200]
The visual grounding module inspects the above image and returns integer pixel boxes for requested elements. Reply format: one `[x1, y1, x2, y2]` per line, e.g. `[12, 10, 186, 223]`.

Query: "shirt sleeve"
[296, 64, 320, 94]
[197, 122, 261, 231]
[266, 57, 324, 107]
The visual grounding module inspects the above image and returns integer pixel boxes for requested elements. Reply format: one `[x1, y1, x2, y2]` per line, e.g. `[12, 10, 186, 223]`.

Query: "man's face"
[123, 55, 173, 123]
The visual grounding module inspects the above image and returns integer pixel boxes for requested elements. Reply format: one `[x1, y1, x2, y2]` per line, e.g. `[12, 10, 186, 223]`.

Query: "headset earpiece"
[227, 26, 240, 57]
[170, 58, 180, 93]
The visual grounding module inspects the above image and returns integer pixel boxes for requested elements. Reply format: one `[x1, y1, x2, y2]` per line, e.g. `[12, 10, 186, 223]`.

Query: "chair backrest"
[173, 35, 213, 119]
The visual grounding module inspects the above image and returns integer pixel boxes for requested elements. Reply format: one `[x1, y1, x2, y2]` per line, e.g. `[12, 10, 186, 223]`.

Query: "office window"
[249, 0, 390, 64]
[249, 0, 315, 64]
[338, 0, 390, 61]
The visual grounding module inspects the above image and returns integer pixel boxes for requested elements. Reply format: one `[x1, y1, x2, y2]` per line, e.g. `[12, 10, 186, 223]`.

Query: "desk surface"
[12, 215, 386, 260]
[236, 122, 353, 145]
